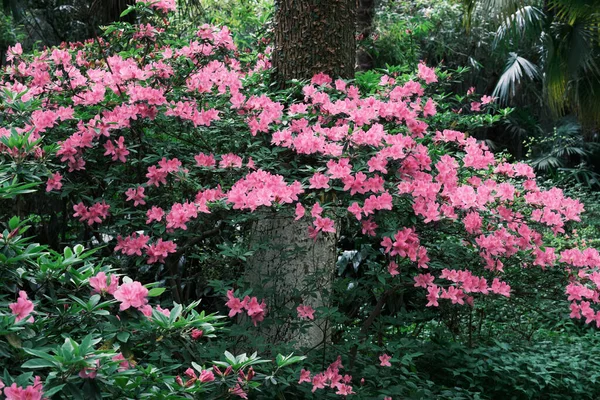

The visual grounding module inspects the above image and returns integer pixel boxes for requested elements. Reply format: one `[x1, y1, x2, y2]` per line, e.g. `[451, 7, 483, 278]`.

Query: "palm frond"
[493, 52, 540, 103]
[493, 5, 544, 48]
[549, 0, 600, 25]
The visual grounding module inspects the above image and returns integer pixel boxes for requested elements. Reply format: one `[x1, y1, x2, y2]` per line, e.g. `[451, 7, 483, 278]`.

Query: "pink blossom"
[125, 186, 146, 206]
[4, 376, 44, 400]
[79, 359, 99, 379]
[9, 291, 34, 322]
[195, 153, 216, 168]
[112, 353, 131, 372]
[388, 261, 399, 276]
[219, 153, 243, 168]
[295, 203, 305, 220]
[146, 239, 177, 264]
[103, 136, 129, 163]
[146, 206, 165, 224]
[113, 281, 149, 311]
[115, 233, 150, 256]
[417, 62, 437, 84]
[481, 95, 495, 104]
[199, 369, 215, 383]
[309, 173, 330, 189]
[136, 0, 176, 12]
[426, 285, 440, 307]
[379, 354, 392, 367]
[299, 369, 311, 384]
[191, 329, 203, 340]
[297, 304, 315, 320]
[225, 290, 247, 317]
[245, 297, 267, 326]
[89, 272, 119, 295]
[46, 172, 63, 192]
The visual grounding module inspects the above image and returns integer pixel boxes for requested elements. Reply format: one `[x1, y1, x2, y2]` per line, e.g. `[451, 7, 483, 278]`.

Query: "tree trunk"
[246, 212, 337, 349]
[356, 0, 375, 71]
[272, 0, 356, 86]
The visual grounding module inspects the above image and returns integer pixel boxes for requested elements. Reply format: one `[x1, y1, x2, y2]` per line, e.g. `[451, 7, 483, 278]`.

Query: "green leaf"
[44, 384, 66, 397]
[21, 359, 57, 368]
[8, 216, 20, 230]
[147, 287, 166, 297]
[117, 332, 130, 343]
[120, 7, 135, 18]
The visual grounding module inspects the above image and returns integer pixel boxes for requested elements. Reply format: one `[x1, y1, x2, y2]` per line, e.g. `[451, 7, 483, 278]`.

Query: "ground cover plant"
[1, 1, 600, 399]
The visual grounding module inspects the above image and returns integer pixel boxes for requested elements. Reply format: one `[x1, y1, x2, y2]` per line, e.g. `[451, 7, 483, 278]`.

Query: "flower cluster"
[225, 290, 267, 326]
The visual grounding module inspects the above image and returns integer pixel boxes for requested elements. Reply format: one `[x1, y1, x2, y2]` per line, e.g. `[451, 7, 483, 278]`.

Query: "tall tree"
[272, 0, 356, 86]
[357, 0, 376, 71]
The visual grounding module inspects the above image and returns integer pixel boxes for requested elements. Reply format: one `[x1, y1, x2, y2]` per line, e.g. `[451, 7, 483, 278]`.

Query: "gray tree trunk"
[246, 212, 337, 349]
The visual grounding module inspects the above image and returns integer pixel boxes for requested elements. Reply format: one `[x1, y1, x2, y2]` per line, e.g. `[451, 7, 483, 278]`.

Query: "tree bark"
[246, 212, 337, 349]
[272, 0, 356, 86]
[356, 0, 375, 71]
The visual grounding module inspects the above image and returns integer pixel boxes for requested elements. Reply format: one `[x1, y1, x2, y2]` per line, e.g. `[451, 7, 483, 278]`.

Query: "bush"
[1, 1, 600, 398]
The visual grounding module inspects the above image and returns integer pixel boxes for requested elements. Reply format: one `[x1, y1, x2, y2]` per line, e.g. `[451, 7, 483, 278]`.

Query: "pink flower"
[388, 261, 399, 276]
[103, 136, 129, 163]
[414, 273, 434, 288]
[146, 239, 177, 264]
[4, 376, 44, 400]
[245, 297, 267, 326]
[470, 102, 481, 112]
[112, 353, 131, 372]
[73, 202, 110, 226]
[312, 374, 326, 392]
[115, 233, 150, 256]
[481, 95, 495, 104]
[146, 206, 165, 224]
[89, 272, 119, 295]
[219, 153, 243, 168]
[297, 304, 315, 320]
[379, 354, 392, 367]
[156, 305, 170, 317]
[426, 285, 440, 307]
[136, 0, 176, 12]
[79, 359, 99, 379]
[295, 203, 305, 220]
[191, 329, 203, 340]
[113, 281, 149, 311]
[225, 290, 247, 317]
[230, 384, 248, 399]
[309, 173, 330, 189]
[335, 384, 355, 396]
[199, 369, 215, 383]
[417, 62, 437, 84]
[46, 172, 63, 192]
[194, 152, 216, 168]
[311, 72, 332, 86]
[298, 369, 311, 384]
[125, 186, 146, 207]
[9, 291, 34, 322]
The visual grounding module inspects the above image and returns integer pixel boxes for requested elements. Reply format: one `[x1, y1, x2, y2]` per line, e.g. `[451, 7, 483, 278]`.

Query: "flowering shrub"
[0, 215, 303, 399]
[1, 1, 600, 398]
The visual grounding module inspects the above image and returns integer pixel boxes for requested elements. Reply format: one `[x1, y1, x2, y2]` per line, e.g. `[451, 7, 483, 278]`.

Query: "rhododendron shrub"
[1, 1, 600, 398]
[0, 215, 303, 399]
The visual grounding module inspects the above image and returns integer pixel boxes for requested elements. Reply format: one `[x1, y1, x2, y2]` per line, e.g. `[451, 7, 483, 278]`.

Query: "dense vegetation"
[0, 0, 599, 399]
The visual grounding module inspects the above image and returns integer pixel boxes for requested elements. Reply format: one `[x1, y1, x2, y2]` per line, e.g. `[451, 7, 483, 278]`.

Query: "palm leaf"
[493, 5, 545, 48]
[493, 52, 540, 103]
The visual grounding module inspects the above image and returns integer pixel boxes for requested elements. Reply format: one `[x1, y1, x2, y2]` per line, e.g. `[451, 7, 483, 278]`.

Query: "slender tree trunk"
[356, 0, 376, 71]
[272, 0, 356, 86]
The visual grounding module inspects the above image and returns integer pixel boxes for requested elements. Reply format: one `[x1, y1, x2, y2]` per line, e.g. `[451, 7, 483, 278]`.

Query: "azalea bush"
[1, 1, 600, 399]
